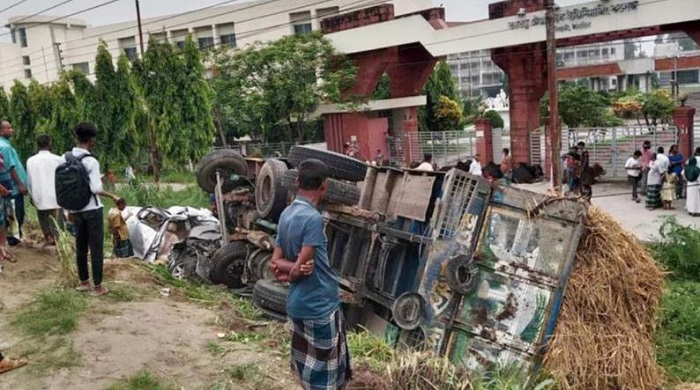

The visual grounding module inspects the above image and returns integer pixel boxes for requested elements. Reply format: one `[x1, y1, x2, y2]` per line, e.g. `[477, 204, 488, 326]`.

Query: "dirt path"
[0, 247, 296, 390]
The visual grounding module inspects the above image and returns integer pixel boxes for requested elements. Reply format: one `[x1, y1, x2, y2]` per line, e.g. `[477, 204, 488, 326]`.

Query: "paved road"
[516, 180, 697, 242]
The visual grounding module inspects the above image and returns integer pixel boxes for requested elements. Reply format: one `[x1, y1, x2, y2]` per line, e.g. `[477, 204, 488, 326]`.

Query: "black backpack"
[55, 153, 97, 210]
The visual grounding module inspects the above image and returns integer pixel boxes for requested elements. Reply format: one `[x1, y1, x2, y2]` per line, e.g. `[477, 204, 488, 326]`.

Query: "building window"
[24, 69, 32, 79]
[124, 47, 138, 62]
[602, 48, 609, 56]
[217, 23, 236, 48]
[198, 36, 214, 49]
[22, 56, 30, 66]
[610, 48, 616, 55]
[72, 62, 90, 74]
[11, 29, 16, 44]
[176, 41, 186, 50]
[677, 70, 699, 85]
[316, 6, 339, 21]
[150, 32, 166, 43]
[291, 11, 312, 35]
[18, 28, 27, 47]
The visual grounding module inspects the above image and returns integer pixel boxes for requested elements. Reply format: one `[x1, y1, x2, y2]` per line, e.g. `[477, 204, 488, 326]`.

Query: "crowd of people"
[0, 122, 135, 375]
[623, 141, 700, 214]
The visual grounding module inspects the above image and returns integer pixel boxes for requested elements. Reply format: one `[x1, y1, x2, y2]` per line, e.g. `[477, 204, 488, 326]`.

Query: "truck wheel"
[252, 279, 288, 315]
[253, 280, 287, 315]
[392, 292, 425, 331]
[195, 150, 248, 193]
[445, 254, 478, 295]
[210, 242, 249, 289]
[255, 159, 288, 221]
[281, 169, 298, 192]
[288, 146, 367, 182]
[280, 169, 359, 206]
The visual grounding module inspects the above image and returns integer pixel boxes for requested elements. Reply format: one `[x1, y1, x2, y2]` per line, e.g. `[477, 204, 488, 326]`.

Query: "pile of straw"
[543, 206, 665, 389]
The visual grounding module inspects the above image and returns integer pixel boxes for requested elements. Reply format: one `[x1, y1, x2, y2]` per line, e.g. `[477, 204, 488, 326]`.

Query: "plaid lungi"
[289, 309, 352, 390]
[646, 184, 662, 209]
[113, 239, 134, 258]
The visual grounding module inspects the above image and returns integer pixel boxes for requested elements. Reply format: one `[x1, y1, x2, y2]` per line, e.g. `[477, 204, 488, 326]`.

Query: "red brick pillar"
[492, 43, 548, 165]
[402, 107, 419, 164]
[475, 118, 493, 163]
[674, 106, 696, 159]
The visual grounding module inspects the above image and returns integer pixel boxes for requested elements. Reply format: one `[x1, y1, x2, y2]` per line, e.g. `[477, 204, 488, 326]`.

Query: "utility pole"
[135, 0, 145, 57]
[545, 0, 560, 189]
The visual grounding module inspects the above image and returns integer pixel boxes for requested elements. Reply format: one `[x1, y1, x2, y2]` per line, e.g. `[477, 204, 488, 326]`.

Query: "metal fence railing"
[400, 130, 477, 166]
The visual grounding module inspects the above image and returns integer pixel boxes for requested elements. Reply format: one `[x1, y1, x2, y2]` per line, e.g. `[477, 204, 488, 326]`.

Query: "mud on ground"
[0, 247, 295, 390]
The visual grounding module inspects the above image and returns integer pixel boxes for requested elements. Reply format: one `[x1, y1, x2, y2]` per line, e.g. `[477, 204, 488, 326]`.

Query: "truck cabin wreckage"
[193, 146, 587, 372]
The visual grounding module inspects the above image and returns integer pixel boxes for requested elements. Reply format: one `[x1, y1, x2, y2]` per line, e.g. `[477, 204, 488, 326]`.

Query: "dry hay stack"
[543, 206, 665, 389]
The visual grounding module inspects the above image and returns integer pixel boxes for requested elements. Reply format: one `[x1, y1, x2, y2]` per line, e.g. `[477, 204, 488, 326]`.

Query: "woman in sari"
[683, 156, 700, 216]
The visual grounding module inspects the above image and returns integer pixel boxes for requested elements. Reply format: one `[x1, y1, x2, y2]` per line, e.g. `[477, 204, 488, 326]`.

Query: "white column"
[212, 24, 219, 48]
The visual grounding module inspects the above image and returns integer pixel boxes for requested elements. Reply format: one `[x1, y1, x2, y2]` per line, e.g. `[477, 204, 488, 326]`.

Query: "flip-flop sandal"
[0, 358, 28, 374]
[4, 252, 16, 263]
[75, 282, 91, 292]
[91, 287, 109, 297]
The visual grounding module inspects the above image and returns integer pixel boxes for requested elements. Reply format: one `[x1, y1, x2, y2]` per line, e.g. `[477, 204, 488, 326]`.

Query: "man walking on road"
[271, 159, 352, 390]
[58, 123, 121, 296]
[27, 135, 64, 246]
[0, 121, 27, 246]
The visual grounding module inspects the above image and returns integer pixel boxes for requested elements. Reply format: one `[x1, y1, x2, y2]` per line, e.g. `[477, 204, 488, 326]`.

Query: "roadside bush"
[652, 217, 700, 279]
[483, 110, 504, 129]
[656, 280, 700, 382]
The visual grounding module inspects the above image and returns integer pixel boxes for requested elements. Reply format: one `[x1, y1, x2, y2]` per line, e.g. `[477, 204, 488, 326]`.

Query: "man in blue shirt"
[272, 158, 351, 390]
[0, 121, 28, 246]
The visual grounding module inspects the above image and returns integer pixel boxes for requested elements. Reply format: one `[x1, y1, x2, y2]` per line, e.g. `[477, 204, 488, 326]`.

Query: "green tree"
[540, 85, 618, 128]
[419, 61, 460, 132]
[180, 36, 216, 162]
[372, 73, 391, 100]
[211, 31, 355, 142]
[434, 95, 463, 131]
[640, 89, 674, 126]
[10, 80, 36, 160]
[133, 38, 186, 173]
[0, 89, 10, 120]
[483, 109, 505, 129]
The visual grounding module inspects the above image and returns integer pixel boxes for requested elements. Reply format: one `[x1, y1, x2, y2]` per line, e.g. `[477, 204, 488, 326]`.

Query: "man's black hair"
[643, 140, 651, 146]
[657, 146, 665, 154]
[633, 150, 642, 157]
[36, 134, 51, 149]
[75, 122, 97, 144]
[297, 159, 330, 191]
[503, 148, 510, 155]
[116, 198, 126, 206]
[423, 153, 432, 162]
[577, 141, 586, 148]
[695, 147, 700, 156]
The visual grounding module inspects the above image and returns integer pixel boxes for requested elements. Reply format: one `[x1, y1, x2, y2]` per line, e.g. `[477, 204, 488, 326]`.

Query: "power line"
[0, 0, 123, 39]
[0, 0, 31, 15]
[3, 0, 76, 28]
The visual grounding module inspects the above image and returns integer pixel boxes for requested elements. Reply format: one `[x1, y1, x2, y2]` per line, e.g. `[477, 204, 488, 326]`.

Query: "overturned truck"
[191, 146, 587, 372]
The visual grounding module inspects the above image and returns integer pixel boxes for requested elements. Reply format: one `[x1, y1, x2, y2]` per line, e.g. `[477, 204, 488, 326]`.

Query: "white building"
[0, 0, 432, 90]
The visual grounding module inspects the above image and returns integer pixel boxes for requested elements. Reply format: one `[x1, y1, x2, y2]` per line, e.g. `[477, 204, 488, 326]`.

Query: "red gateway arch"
[321, 0, 700, 166]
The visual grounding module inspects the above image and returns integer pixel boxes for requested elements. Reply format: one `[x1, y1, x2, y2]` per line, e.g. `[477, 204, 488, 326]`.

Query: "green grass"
[107, 371, 175, 390]
[656, 280, 700, 382]
[650, 217, 700, 383]
[11, 289, 88, 336]
[225, 363, 263, 382]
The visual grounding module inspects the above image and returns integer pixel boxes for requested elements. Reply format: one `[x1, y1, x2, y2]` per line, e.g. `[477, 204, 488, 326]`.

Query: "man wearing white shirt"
[26, 135, 63, 246]
[415, 153, 435, 172]
[469, 154, 483, 176]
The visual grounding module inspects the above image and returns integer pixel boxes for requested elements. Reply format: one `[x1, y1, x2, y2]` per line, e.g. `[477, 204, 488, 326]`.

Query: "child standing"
[661, 173, 678, 210]
[108, 198, 133, 258]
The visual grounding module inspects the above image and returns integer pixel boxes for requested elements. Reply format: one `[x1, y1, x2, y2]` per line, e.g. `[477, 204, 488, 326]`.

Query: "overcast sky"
[0, 0, 591, 28]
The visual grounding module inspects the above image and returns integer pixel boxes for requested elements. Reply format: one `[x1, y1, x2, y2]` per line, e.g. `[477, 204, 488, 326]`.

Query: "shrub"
[652, 217, 700, 279]
[483, 109, 504, 129]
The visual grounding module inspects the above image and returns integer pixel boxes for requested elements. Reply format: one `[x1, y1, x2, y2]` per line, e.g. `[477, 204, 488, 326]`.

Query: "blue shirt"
[670, 153, 684, 175]
[0, 137, 26, 196]
[276, 196, 339, 320]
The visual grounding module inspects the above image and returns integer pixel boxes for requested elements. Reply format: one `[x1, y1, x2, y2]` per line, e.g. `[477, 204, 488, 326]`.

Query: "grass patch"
[225, 363, 263, 382]
[656, 280, 700, 382]
[205, 341, 227, 357]
[651, 217, 700, 280]
[104, 282, 140, 302]
[107, 370, 176, 390]
[11, 289, 88, 336]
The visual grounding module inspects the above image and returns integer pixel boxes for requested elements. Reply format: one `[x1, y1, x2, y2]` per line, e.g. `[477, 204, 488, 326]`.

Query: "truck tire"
[288, 146, 367, 182]
[195, 150, 248, 193]
[281, 169, 298, 191]
[279, 169, 359, 206]
[252, 279, 288, 315]
[255, 159, 288, 221]
[210, 242, 249, 289]
[445, 254, 478, 295]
